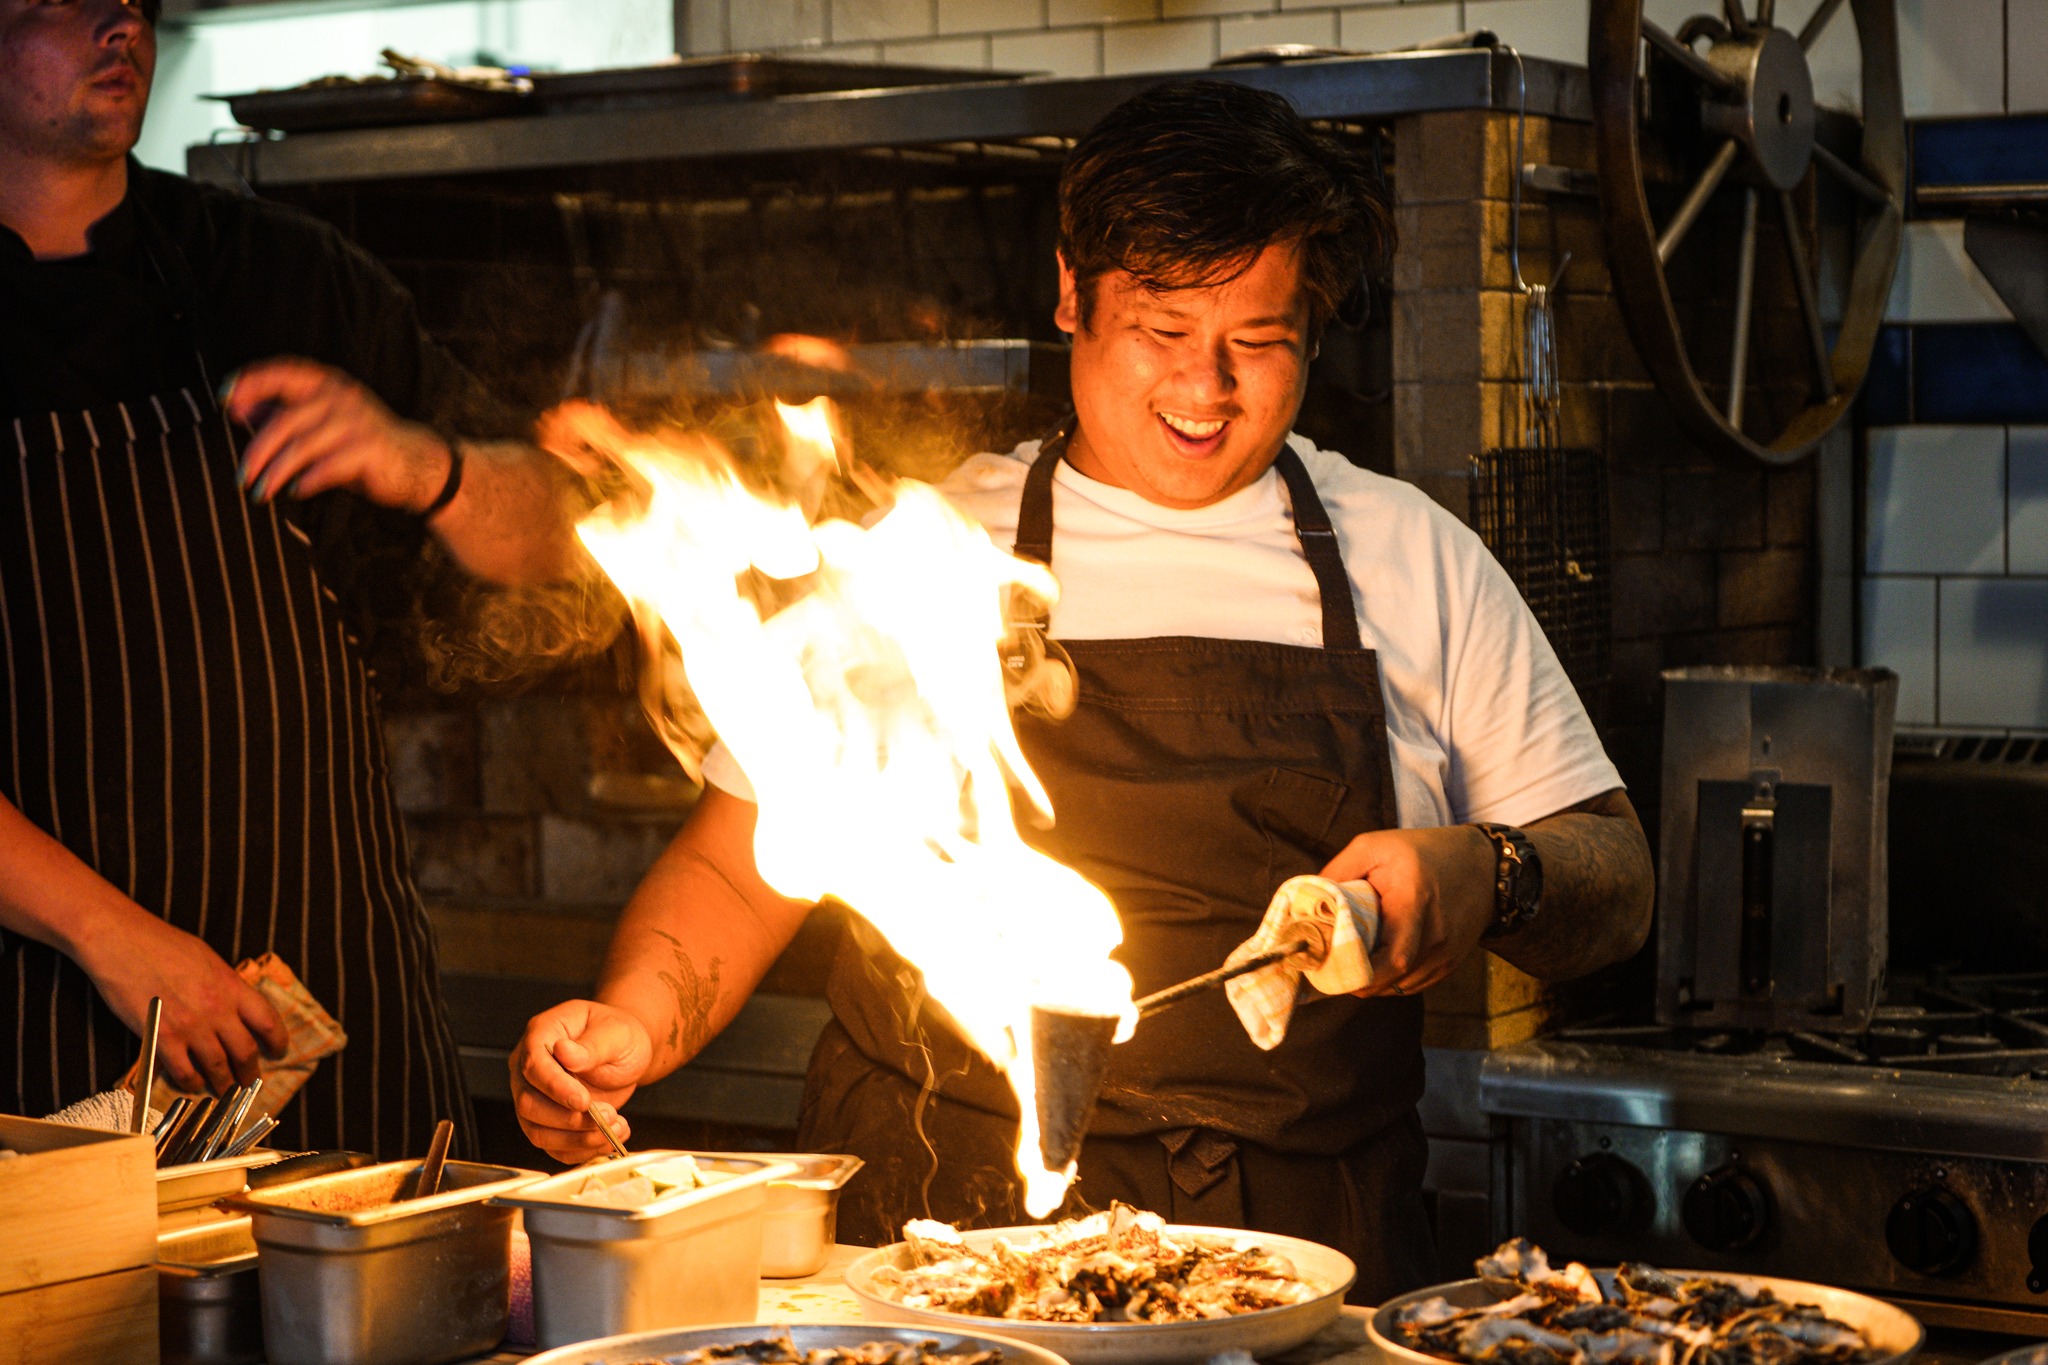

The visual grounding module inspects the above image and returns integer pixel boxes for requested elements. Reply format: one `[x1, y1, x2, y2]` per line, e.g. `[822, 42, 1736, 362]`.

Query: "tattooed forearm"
[1488, 788, 1655, 981]
[649, 928, 723, 1063]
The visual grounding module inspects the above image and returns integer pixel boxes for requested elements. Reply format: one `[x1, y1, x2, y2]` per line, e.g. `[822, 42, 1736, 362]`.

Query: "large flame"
[549, 397, 1136, 1215]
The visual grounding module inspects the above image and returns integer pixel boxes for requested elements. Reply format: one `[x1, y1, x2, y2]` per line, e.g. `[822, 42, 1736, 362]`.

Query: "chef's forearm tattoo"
[1493, 788, 1656, 981]
[650, 928, 723, 1063]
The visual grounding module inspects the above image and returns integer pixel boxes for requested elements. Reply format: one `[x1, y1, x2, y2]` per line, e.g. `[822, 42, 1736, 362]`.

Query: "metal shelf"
[187, 49, 1590, 189]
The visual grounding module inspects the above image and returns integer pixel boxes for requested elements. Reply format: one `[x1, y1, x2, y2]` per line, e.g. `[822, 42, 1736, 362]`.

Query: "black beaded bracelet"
[419, 437, 465, 520]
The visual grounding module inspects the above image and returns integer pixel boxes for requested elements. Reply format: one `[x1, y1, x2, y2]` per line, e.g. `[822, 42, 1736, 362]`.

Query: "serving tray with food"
[1370, 1240, 1923, 1365]
[843, 1204, 1355, 1365]
[522, 1321, 1068, 1365]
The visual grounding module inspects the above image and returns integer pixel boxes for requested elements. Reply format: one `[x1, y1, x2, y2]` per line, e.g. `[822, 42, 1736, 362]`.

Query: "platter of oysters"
[1372, 1240, 1923, 1365]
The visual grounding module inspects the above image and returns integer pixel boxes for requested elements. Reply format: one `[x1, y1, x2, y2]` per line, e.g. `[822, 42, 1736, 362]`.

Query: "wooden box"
[0, 1114, 158, 1363]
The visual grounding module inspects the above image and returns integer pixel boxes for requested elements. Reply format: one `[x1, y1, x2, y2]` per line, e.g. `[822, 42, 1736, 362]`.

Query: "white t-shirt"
[701, 434, 1621, 829]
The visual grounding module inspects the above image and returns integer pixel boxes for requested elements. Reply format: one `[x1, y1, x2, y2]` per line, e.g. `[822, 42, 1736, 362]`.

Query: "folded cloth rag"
[44, 1088, 160, 1133]
[122, 953, 347, 1119]
[1223, 875, 1381, 1051]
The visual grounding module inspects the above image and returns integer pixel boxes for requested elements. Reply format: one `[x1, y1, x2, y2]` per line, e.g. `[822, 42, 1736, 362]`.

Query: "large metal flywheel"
[1591, 0, 1906, 464]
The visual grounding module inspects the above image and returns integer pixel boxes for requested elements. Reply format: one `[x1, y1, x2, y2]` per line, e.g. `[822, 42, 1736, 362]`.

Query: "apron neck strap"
[1011, 424, 1364, 652]
[1270, 443, 1364, 652]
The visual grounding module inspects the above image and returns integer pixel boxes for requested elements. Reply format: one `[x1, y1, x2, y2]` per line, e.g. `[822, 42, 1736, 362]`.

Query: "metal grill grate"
[1470, 447, 1613, 719]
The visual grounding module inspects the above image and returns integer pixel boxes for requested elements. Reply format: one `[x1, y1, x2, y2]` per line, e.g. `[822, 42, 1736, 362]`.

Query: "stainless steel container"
[751, 1152, 863, 1278]
[156, 1149, 283, 1226]
[222, 1159, 540, 1365]
[158, 1216, 263, 1365]
[494, 1150, 799, 1350]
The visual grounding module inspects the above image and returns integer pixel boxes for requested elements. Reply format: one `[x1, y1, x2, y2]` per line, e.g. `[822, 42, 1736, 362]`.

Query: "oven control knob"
[1553, 1153, 1647, 1236]
[1682, 1163, 1773, 1252]
[1886, 1187, 1977, 1277]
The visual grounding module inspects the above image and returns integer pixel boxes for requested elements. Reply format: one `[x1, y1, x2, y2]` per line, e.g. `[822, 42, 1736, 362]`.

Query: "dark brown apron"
[796, 431, 1434, 1303]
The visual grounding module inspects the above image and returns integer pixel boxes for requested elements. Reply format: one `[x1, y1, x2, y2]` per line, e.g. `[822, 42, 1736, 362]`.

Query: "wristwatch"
[1473, 823, 1542, 940]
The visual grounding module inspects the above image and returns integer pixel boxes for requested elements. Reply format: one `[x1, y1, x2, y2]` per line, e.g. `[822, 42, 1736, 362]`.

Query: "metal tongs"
[151, 1077, 268, 1167]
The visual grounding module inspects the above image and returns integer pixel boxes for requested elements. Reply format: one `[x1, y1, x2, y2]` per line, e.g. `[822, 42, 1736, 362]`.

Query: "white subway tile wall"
[2009, 429, 2048, 577]
[1937, 579, 2048, 730]
[1883, 221, 2015, 325]
[2012, 0, 2048, 115]
[137, 0, 2034, 171]
[1896, 0, 2006, 118]
[834, 0, 937, 42]
[1865, 427, 2048, 730]
[1860, 577, 1938, 726]
[666, 0, 2021, 121]
[1865, 426, 2007, 576]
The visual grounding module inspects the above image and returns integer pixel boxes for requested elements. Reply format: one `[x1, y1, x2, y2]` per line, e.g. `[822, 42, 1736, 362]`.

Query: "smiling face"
[0, 0, 155, 167]
[1057, 241, 1315, 510]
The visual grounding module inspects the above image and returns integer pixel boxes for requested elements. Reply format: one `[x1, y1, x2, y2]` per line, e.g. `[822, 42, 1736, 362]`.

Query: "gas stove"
[1481, 971, 2048, 1336]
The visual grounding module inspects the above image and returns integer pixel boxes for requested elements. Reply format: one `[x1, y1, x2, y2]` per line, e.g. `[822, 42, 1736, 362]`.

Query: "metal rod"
[1727, 186, 1762, 430]
[1756, 0, 1776, 27]
[1659, 138, 1742, 264]
[131, 997, 162, 1134]
[1643, 18, 1740, 92]
[1814, 142, 1892, 205]
[152, 1096, 193, 1160]
[203, 1079, 263, 1163]
[1798, 0, 1849, 50]
[223, 1115, 277, 1159]
[588, 1104, 630, 1160]
[161, 1095, 218, 1167]
[1134, 949, 1293, 1018]
[1777, 189, 1836, 398]
[1723, 0, 1750, 35]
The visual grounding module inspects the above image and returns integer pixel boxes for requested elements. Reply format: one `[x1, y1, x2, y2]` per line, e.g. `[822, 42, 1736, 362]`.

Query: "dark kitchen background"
[143, 0, 2048, 1288]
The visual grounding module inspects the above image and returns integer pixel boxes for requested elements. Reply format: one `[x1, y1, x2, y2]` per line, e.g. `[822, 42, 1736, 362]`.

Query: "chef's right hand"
[511, 999, 653, 1163]
[73, 907, 288, 1094]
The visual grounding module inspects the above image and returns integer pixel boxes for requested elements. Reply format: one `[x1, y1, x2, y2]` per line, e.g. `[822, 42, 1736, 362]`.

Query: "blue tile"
[1915, 325, 2048, 424]
[1862, 325, 1913, 425]
[1913, 114, 2048, 191]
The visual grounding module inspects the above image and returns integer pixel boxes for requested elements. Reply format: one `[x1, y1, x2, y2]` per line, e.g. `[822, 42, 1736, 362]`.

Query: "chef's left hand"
[225, 358, 454, 513]
[1318, 825, 1495, 998]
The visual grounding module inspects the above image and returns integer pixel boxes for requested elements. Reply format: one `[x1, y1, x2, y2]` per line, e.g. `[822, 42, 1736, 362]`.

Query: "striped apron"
[0, 380, 470, 1159]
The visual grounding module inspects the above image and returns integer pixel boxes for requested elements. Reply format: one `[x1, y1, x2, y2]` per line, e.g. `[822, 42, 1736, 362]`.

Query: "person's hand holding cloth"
[1223, 876, 1382, 1050]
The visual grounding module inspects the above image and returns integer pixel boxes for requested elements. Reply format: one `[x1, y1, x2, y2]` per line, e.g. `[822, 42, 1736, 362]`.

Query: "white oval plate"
[844, 1224, 1356, 1365]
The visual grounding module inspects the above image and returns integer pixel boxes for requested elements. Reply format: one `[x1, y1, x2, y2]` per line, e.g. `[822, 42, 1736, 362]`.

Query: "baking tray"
[530, 56, 1028, 112]
[209, 78, 529, 133]
[843, 1224, 1355, 1365]
[1368, 1272, 1924, 1365]
[523, 1320, 1072, 1365]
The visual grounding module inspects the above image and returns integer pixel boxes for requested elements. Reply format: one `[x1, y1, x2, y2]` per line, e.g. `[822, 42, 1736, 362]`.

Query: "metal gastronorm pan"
[221, 1158, 540, 1365]
[843, 1224, 1355, 1365]
[522, 1320, 1072, 1365]
[1368, 1272, 1924, 1365]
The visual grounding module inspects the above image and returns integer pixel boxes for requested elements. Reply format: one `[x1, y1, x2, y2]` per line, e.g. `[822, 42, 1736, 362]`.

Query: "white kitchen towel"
[1223, 875, 1380, 1051]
